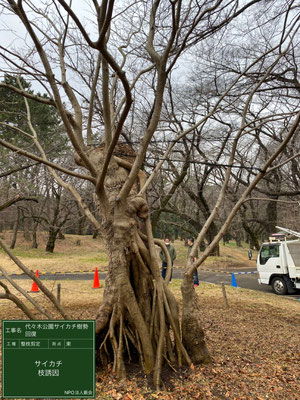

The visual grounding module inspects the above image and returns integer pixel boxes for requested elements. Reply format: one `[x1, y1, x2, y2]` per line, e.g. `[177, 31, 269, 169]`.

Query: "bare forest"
[0, 0, 300, 389]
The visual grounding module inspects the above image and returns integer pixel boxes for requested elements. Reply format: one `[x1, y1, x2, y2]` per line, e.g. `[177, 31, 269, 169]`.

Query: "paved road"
[2, 268, 300, 299]
[177, 268, 300, 299]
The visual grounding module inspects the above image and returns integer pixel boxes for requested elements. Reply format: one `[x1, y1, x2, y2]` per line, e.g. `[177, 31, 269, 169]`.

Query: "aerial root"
[109, 305, 119, 373]
[117, 313, 125, 378]
[153, 285, 166, 390]
[150, 281, 157, 339]
[95, 224, 193, 386]
[162, 289, 191, 367]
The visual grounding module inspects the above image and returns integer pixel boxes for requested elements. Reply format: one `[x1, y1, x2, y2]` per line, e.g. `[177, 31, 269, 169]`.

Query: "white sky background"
[1, 1, 298, 81]
[1, 0, 300, 179]
[0, 0, 96, 45]
[0, 1, 257, 91]
[0, 1, 100, 92]
[0, 0, 197, 93]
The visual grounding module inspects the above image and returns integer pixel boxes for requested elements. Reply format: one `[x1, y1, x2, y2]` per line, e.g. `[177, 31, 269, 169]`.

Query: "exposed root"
[117, 313, 125, 378]
[154, 238, 173, 283]
[93, 152, 208, 387]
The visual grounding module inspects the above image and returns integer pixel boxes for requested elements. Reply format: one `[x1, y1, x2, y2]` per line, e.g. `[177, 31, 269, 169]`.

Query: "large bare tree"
[1, 0, 300, 388]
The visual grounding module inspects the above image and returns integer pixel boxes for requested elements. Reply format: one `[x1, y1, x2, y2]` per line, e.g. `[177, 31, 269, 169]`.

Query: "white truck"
[257, 226, 300, 295]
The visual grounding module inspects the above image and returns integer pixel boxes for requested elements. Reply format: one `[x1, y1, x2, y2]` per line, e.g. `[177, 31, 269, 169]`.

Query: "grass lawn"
[0, 232, 257, 274]
[0, 232, 109, 273]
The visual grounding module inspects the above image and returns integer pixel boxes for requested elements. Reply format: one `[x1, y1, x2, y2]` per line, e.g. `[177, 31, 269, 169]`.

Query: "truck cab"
[257, 231, 300, 295]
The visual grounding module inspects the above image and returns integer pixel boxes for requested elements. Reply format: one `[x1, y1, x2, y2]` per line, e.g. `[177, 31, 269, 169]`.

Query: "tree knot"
[128, 196, 149, 219]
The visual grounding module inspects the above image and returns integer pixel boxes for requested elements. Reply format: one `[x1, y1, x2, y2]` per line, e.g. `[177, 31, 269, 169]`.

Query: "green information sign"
[2, 320, 95, 398]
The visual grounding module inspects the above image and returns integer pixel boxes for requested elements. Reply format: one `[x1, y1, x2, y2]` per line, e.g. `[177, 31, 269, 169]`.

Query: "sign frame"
[2, 320, 95, 399]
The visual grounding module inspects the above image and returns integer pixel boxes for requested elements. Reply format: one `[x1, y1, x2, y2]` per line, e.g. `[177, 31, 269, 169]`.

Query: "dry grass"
[0, 279, 103, 316]
[0, 232, 256, 275]
[1, 234, 299, 399]
[0, 232, 109, 274]
[1, 278, 299, 399]
[1, 278, 298, 320]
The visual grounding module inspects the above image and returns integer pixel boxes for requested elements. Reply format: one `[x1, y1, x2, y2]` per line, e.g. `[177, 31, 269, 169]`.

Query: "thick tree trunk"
[32, 221, 39, 248]
[266, 197, 278, 236]
[95, 223, 156, 377]
[95, 227, 202, 386]
[242, 222, 260, 251]
[10, 208, 20, 249]
[95, 204, 209, 385]
[181, 272, 211, 364]
[45, 228, 58, 253]
[23, 215, 31, 241]
[76, 145, 209, 387]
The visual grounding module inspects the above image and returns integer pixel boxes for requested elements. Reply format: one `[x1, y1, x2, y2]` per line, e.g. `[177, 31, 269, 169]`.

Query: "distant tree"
[0, 75, 70, 245]
[0, 74, 66, 150]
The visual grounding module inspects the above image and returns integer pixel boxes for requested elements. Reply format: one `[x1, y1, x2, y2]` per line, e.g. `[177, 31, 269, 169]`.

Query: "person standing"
[248, 249, 252, 260]
[160, 238, 176, 281]
[187, 238, 199, 287]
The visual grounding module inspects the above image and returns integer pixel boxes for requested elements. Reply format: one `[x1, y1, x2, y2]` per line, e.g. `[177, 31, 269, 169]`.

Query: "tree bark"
[242, 221, 260, 251]
[10, 208, 20, 249]
[45, 228, 58, 253]
[32, 221, 39, 248]
[84, 146, 209, 385]
[22, 214, 31, 241]
[181, 271, 211, 364]
[266, 196, 278, 236]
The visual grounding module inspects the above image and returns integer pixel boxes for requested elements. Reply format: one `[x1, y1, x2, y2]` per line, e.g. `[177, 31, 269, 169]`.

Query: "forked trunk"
[95, 219, 210, 385]
[181, 269, 211, 364]
[75, 145, 210, 386]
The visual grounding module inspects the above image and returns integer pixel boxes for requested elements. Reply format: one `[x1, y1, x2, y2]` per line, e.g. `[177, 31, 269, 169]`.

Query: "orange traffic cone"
[93, 267, 100, 289]
[30, 270, 40, 292]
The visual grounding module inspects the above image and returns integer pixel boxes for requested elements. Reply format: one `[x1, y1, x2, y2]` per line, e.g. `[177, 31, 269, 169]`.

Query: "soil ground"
[0, 234, 299, 399]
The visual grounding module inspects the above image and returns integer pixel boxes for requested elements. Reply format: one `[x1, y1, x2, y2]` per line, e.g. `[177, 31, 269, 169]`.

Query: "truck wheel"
[284, 276, 297, 294]
[271, 277, 288, 295]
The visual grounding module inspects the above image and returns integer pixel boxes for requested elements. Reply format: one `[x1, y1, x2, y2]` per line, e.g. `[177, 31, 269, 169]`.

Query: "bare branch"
[0, 237, 71, 319]
[193, 110, 300, 270]
[0, 281, 35, 319]
[0, 138, 95, 182]
[0, 162, 39, 178]
[0, 83, 55, 105]
[0, 195, 38, 212]
[0, 265, 53, 318]
[87, 53, 102, 145]
[267, 151, 300, 173]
